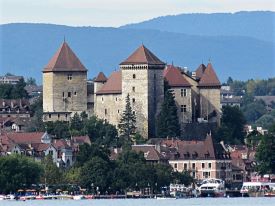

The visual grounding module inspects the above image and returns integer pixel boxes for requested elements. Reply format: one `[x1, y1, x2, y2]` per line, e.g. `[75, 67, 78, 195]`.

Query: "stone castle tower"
[197, 63, 221, 123]
[119, 45, 166, 138]
[43, 41, 88, 121]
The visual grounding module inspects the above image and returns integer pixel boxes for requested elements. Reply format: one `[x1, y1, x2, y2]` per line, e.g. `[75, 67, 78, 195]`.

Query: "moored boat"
[198, 178, 225, 197]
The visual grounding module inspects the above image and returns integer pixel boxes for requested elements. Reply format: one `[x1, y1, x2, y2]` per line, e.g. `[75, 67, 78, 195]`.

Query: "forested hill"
[121, 11, 275, 43]
[0, 12, 274, 83]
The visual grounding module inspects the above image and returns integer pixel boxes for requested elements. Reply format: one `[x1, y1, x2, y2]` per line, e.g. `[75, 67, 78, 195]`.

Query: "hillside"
[0, 23, 274, 83]
[121, 11, 275, 43]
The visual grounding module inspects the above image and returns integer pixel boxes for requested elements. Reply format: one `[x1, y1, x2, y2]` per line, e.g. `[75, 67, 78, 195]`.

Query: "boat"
[73, 195, 85, 200]
[198, 178, 225, 197]
[240, 182, 275, 197]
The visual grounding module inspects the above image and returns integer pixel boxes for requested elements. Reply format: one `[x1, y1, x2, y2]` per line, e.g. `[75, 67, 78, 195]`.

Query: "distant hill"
[0, 22, 274, 84]
[121, 11, 275, 43]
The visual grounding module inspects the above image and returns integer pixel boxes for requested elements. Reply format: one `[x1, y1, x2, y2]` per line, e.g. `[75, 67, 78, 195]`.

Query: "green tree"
[0, 155, 42, 193]
[79, 156, 111, 193]
[41, 155, 63, 186]
[156, 81, 180, 138]
[242, 99, 267, 123]
[217, 106, 246, 144]
[255, 131, 275, 174]
[118, 94, 136, 147]
[46, 121, 70, 139]
[172, 171, 193, 186]
[26, 96, 45, 132]
[26, 77, 37, 85]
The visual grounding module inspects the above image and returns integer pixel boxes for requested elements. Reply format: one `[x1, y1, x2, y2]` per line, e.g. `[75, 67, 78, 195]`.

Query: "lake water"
[0, 198, 274, 206]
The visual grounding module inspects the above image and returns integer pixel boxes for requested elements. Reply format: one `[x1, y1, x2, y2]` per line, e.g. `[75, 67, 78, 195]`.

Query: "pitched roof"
[94, 72, 107, 82]
[120, 45, 164, 65]
[132, 145, 165, 161]
[195, 64, 206, 79]
[163, 65, 191, 87]
[198, 63, 221, 87]
[96, 71, 122, 94]
[4, 132, 45, 144]
[43, 42, 87, 73]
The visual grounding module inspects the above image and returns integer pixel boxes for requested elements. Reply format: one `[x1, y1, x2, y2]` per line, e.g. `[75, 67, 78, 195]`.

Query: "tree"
[255, 132, 275, 174]
[79, 157, 111, 193]
[226, 77, 233, 85]
[217, 106, 246, 144]
[46, 121, 70, 139]
[70, 113, 84, 135]
[26, 77, 37, 85]
[172, 171, 193, 186]
[0, 155, 42, 194]
[118, 94, 136, 146]
[41, 155, 63, 186]
[26, 96, 44, 132]
[242, 99, 267, 123]
[156, 81, 180, 138]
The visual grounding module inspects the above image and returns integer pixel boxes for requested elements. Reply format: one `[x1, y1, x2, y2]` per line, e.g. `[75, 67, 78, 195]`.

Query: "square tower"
[120, 45, 165, 138]
[43, 41, 88, 122]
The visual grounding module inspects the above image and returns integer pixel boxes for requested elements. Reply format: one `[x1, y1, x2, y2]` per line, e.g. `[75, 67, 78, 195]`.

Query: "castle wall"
[148, 69, 164, 137]
[199, 87, 221, 122]
[95, 93, 122, 126]
[121, 67, 149, 138]
[43, 72, 54, 112]
[172, 87, 192, 124]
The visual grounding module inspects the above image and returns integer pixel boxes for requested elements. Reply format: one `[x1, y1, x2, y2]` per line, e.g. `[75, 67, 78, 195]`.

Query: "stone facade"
[43, 42, 221, 139]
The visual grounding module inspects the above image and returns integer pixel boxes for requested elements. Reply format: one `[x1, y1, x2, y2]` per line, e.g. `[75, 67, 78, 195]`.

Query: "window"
[183, 105, 187, 112]
[202, 163, 205, 169]
[49, 150, 53, 155]
[208, 163, 212, 169]
[174, 163, 177, 169]
[181, 105, 184, 112]
[133, 74, 136, 79]
[102, 97, 104, 102]
[132, 98, 135, 103]
[184, 163, 187, 170]
[62, 92, 65, 97]
[116, 97, 118, 101]
[67, 74, 72, 80]
[74, 91, 77, 96]
[132, 87, 135, 92]
[184, 89, 187, 96]
[49, 114, 51, 118]
[133, 111, 135, 115]
[203, 172, 210, 178]
[118, 110, 120, 113]
[105, 109, 107, 115]
[68, 92, 71, 98]
[192, 163, 196, 169]
[58, 114, 60, 119]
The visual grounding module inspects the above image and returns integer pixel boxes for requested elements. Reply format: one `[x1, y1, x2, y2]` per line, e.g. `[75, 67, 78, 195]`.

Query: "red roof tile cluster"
[4, 132, 45, 144]
[120, 45, 164, 65]
[163, 65, 191, 87]
[96, 71, 122, 94]
[195, 64, 206, 79]
[198, 63, 221, 87]
[132, 145, 165, 161]
[43, 42, 87, 73]
[94, 72, 107, 82]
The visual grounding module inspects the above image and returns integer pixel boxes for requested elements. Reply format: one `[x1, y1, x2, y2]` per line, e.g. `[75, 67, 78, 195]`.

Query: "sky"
[0, 0, 274, 27]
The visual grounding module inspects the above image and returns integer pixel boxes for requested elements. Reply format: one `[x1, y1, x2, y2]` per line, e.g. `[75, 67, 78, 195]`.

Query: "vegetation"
[255, 124, 275, 174]
[156, 81, 180, 138]
[118, 94, 136, 148]
[0, 155, 42, 194]
[216, 106, 246, 144]
[0, 78, 29, 99]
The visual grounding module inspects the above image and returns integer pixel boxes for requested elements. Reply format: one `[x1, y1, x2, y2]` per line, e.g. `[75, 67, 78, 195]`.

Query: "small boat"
[198, 178, 225, 197]
[240, 182, 275, 197]
[156, 196, 177, 200]
[73, 195, 85, 200]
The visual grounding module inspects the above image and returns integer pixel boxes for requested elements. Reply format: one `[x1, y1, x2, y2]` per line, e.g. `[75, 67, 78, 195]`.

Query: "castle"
[43, 42, 221, 138]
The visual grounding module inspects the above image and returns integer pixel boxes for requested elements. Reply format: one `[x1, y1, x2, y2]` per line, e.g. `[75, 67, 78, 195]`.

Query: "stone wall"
[121, 66, 149, 138]
[199, 87, 221, 123]
[95, 93, 122, 126]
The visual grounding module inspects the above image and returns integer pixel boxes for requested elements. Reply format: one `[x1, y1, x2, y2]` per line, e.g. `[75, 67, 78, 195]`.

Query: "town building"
[43, 41, 221, 138]
[0, 75, 23, 85]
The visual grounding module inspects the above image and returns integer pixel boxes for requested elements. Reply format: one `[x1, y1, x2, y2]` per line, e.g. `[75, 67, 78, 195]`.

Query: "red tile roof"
[120, 45, 164, 65]
[195, 64, 206, 79]
[94, 72, 107, 82]
[96, 70, 122, 94]
[198, 63, 221, 87]
[164, 65, 191, 87]
[132, 145, 164, 161]
[43, 42, 87, 73]
[4, 132, 45, 144]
